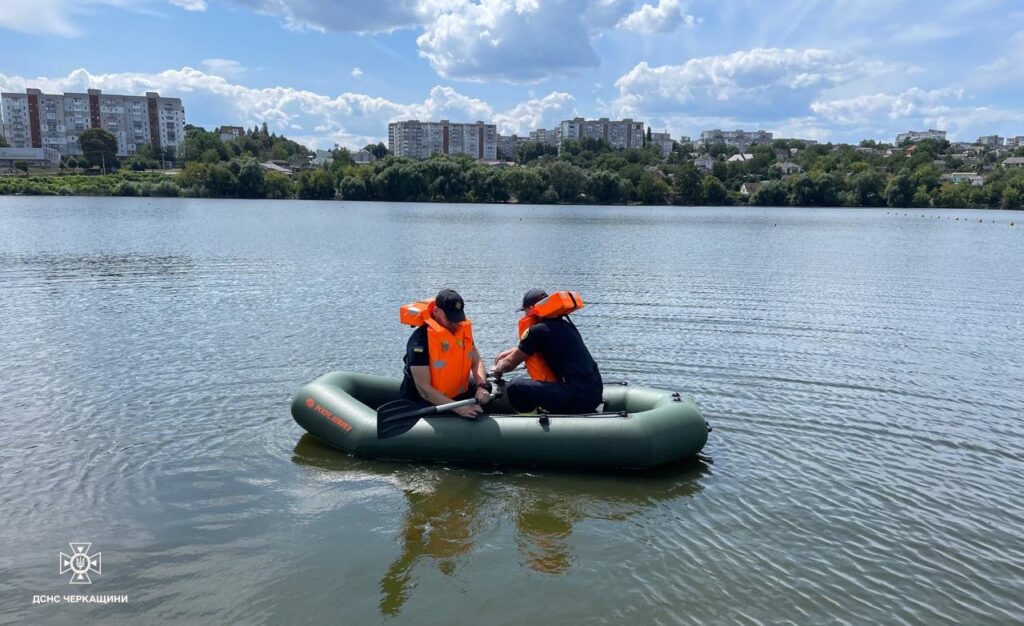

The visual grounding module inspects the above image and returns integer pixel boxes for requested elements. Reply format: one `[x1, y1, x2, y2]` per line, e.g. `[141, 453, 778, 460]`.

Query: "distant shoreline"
[1, 182, 1021, 217]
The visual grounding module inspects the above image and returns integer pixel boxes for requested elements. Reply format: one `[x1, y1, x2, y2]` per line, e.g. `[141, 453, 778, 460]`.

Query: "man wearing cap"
[400, 288, 491, 419]
[491, 289, 603, 414]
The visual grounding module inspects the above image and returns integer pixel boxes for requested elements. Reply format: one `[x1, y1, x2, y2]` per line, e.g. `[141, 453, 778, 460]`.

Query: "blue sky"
[2, 0, 1023, 149]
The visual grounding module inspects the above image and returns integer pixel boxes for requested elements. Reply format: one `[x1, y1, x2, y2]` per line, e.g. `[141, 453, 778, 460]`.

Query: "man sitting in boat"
[491, 289, 603, 414]
[399, 289, 491, 419]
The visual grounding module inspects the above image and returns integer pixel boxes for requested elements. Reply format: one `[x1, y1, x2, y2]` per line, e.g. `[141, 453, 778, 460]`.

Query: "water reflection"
[291, 434, 708, 616]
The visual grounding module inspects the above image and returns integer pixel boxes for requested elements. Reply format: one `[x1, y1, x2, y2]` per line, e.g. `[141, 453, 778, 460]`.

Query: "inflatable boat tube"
[291, 371, 709, 470]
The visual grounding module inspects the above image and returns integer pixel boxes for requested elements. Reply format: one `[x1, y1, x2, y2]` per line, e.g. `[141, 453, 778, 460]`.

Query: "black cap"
[435, 288, 466, 322]
[519, 288, 548, 311]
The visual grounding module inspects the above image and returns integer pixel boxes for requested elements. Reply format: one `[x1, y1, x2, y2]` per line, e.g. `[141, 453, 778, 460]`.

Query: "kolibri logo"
[59, 543, 101, 584]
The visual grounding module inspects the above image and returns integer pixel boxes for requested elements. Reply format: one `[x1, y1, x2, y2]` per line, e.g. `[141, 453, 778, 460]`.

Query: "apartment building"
[558, 117, 644, 150]
[218, 125, 246, 142]
[387, 120, 497, 160]
[497, 134, 530, 159]
[1, 88, 185, 158]
[528, 128, 561, 146]
[1007, 136, 1024, 149]
[976, 135, 1004, 147]
[650, 131, 674, 158]
[699, 129, 773, 151]
[895, 129, 946, 145]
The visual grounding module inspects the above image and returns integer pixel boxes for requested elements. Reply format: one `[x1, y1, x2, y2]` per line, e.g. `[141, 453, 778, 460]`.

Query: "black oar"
[377, 398, 479, 439]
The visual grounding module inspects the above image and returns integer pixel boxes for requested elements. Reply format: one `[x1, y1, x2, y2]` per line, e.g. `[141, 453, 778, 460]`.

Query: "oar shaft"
[407, 397, 478, 419]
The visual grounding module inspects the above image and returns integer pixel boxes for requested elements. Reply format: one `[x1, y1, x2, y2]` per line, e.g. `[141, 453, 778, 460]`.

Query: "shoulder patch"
[520, 327, 530, 341]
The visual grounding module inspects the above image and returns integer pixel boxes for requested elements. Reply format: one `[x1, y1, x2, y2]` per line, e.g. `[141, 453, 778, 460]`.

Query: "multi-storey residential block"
[387, 120, 497, 160]
[650, 132, 674, 158]
[558, 117, 644, 149]
[699, 129, 773, 151]
[1, 88, 184, 158]
[1006, 136, 1024, 149]
[895, 129, 946, 145]
[528, 128, 561, 146]
[218, 126, 246, 142]
[0, 146, 61, 168]
[497, 134, 530, 159]
[976, 135, 1004, 147]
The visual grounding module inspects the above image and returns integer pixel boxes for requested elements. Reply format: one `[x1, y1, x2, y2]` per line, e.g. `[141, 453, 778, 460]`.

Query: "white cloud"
[416, 0, 611, 81]
[170, 0, 207, 10]
[351, 67, 364, 79]
[0, 0, 87, 35]
[0, 0, 209, 36]
[613, 48, 904, 119]
[201, 58, 246, 79]
[228, 0, 423, 33]
[493, 91, 577, 135]
[618, 0, 698, 34]
[0, 67, 575, 149]
[810, 88, 964, 125]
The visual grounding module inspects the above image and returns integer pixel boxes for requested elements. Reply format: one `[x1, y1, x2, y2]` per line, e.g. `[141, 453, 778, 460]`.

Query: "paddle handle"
[412, 398, 478, 419]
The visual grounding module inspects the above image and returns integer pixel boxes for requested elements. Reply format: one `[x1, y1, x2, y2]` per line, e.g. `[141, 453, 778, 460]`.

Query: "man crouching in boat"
[399, 289, 491, 419]
[491, 289, 603, 414]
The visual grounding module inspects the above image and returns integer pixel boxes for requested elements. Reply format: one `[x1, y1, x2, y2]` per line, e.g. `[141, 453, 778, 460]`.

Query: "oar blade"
[377, 399, 427, 439]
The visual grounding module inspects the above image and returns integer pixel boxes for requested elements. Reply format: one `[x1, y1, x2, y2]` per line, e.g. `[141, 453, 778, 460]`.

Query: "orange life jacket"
[400, 299, 474, 399]
[518, 291, 585, 383]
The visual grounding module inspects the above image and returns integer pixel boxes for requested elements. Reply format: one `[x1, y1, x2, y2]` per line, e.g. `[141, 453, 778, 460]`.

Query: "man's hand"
[475, 386, 491, 405]
[454, 403, 482, 419]
[493, 348, 515, 366]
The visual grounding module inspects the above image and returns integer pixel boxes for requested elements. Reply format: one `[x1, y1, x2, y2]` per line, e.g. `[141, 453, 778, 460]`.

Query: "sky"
[1, 0, 1023, 149]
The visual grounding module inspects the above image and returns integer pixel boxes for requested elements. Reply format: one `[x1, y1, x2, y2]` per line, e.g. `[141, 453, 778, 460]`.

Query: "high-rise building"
[387, 120, 497, 160]
[1, 88, 185, 158]
[497, 134, 530, 159]
[895, 129, 946, 145]
[1007, 136, 1024, 149]
[699, 129, 773, 151]
[528, 128, 561, 146]
[558, 117, 644, 149]
[650, 132, 675, 158]
[976, 135, 1004, 147]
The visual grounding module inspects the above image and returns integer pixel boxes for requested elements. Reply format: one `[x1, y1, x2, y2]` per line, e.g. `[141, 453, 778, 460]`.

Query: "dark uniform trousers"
[506, 379, 603, 414]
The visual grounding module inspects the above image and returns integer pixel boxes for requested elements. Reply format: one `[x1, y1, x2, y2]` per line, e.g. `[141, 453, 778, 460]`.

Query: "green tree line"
[4, 130, 1024, 209]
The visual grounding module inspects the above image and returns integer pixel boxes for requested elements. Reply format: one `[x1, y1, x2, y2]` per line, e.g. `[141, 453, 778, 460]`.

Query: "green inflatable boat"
[291, 371, 710, 470]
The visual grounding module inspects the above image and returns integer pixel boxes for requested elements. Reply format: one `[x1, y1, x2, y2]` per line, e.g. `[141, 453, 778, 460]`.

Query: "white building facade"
[558, 117, 644, 150]
[650, 132, 674, 158]
[699, 129, 773, 151]
[528, 128, 561, 146]
[1, 88, 184, 158]
[895, 129, 947, 145]
[388, 120, 497, 160]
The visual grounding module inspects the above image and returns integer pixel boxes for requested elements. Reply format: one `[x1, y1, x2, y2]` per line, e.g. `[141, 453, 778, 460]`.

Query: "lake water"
[0, 197, 1022, 625]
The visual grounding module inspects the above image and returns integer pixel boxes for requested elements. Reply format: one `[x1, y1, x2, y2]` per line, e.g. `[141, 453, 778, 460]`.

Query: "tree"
[885, 171, 915, 207]
[0, 133, 8, 147]
[296, 169, 335, 200]
[701, 175, 730, 205]
[544, 161, 586, 202]
[851, 170, 885, 206]
[235, 157, 266, 198]
[264, 172, 293, 199]
[752, 181, 790, 206]
[585, 169, 624, 203]
[506, 168, 546, 203]
[364, 142, 389, 159]
[14, 160, 29, 174]
[645, 126, 652, 146]
[515, 142, 558, 165]
[338, 175, 370, 200]
[637, 173, 669, 204]
[79, 128, 119, 170]
[672, 163, 703, 205]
